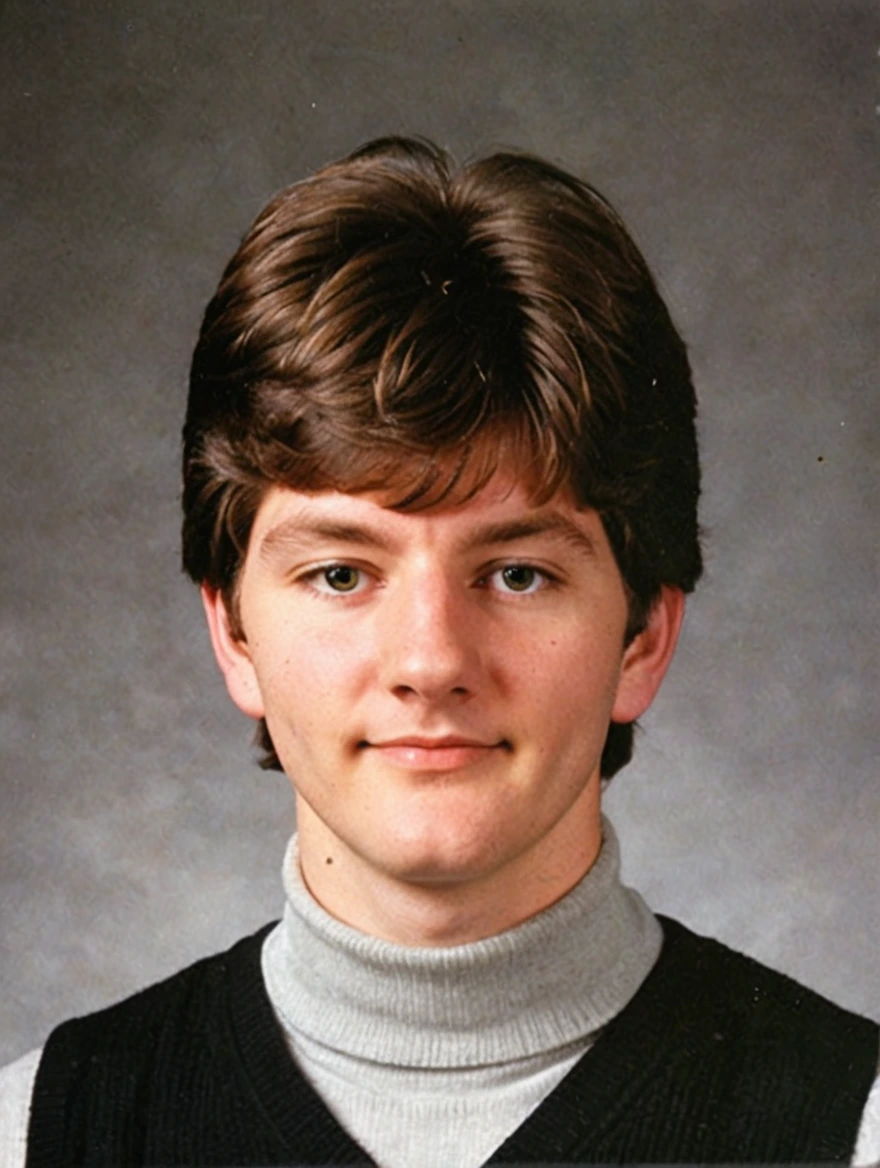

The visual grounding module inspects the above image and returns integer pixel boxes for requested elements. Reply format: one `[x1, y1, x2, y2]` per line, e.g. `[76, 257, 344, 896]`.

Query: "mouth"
[361, 735, 511, 771]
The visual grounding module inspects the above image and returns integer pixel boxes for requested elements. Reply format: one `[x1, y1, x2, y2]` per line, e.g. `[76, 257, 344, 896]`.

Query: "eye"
[492, 564, 545, 594]
[319, 564, 362, 593]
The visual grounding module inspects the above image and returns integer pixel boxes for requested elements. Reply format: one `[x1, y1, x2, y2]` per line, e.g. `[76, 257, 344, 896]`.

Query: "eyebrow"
[463, 515, 598, 558]
[257, 510, 598, 563]
[258, 518, 396, 562]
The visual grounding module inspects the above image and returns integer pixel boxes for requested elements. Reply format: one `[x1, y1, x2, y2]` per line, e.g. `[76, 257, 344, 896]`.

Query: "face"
[204, 473, 682, 941]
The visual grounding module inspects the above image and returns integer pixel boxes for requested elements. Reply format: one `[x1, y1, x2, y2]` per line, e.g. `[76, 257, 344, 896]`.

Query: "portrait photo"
[1, 3, 878, 1164]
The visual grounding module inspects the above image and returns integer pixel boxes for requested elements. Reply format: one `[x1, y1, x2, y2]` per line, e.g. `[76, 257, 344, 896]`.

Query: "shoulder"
[583, 915, 879, 1160]
[52, 923, 274, 1034]
[658, 914, 878, 1041]
[24, 923, 317, 1167]
[31, 924, 278, 1111]
[655, 915, 879, 1105]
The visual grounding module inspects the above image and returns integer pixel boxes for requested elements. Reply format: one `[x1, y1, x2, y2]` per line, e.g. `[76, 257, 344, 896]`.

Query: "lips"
[363, 735, 509, 771]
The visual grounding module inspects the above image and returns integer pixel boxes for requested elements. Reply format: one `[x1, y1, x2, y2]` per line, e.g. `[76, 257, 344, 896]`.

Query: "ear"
[200, 584, 265, 721]
[610, 586, 685, 724]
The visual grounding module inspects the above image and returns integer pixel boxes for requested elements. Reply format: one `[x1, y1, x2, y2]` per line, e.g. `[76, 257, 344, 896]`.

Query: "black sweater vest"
[27, 916, 878, 1166]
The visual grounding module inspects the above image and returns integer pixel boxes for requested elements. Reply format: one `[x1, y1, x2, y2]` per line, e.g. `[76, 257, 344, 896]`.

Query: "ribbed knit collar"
[261, 818, 661, 1068]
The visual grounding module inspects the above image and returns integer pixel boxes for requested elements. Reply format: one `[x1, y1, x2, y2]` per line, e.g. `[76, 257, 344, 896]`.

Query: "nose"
[378, 573, 480, 702]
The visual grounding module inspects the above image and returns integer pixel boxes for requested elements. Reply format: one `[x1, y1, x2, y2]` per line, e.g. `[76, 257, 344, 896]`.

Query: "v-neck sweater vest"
[26, 878, 879, 1165]
[26, 916, 878, 1164]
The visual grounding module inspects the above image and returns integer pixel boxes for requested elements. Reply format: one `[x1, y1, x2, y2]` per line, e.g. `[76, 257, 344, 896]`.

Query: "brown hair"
[182, 136, 702, 778]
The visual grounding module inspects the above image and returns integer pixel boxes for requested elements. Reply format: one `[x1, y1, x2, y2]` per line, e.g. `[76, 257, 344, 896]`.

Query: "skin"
[203, 473, 683, 946]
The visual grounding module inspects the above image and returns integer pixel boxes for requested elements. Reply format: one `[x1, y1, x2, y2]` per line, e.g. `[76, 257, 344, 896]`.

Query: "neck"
[295, 783, 603, 946]
[263, 815, 663, 1067]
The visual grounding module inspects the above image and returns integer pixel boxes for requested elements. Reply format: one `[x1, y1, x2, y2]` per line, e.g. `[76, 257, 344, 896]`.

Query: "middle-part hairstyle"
[183, 136, 702, 778]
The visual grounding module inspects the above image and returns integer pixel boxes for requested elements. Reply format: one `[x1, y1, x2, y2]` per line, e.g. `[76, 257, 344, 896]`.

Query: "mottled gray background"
[1, 0, 878, 1065]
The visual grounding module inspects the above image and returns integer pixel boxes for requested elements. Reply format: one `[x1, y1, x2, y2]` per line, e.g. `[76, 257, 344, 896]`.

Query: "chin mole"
[325, 856, 334, 865]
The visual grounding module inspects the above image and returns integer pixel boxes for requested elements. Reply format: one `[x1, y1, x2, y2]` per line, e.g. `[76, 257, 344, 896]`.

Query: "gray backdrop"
[2, 1, 878, 1066]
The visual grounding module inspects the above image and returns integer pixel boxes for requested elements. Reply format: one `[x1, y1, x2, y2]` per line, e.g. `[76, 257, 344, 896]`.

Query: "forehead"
[247, 472, 607, 561]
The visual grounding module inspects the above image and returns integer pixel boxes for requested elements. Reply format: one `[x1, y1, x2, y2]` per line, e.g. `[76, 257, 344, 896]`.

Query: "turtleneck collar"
[262, 817, 661, 1068]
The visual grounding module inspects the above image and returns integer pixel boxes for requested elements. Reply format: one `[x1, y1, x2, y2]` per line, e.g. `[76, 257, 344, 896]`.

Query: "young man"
[2, 137, 878, 1166]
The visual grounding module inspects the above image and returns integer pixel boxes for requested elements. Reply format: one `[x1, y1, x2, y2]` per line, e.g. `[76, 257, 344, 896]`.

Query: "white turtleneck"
[260, 819, 661, 1168]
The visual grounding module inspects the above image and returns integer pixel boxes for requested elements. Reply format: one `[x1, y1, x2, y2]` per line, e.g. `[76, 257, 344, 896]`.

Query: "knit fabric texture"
[259, 821, 660, 1167]
[26, 916, 879, 1165]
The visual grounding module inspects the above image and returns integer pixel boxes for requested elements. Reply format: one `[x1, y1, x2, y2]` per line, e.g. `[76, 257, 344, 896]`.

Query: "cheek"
[518, 630, 623, 732]
[249, 617, 373, 727]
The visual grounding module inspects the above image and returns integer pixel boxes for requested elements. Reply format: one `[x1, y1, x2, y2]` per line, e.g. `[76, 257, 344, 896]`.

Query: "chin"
[371, 815, 514, 887]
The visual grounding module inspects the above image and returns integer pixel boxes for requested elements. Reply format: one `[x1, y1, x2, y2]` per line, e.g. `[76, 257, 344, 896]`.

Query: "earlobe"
[610, 586, 685, 725]
[200, 584, 266, 721]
